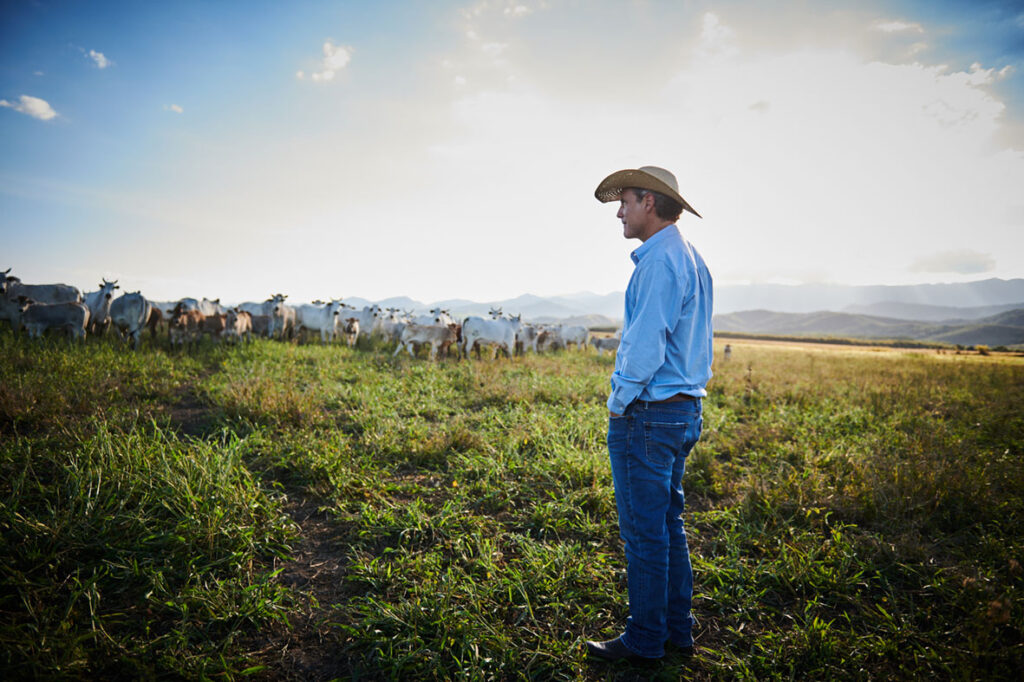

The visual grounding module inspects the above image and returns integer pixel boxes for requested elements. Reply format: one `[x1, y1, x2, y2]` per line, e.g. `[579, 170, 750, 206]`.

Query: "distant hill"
[842, 301, 1024, 322]
[715, 278, 1024, 314]
[714, 308, 1024, 347]
[530, 313, 619, 328]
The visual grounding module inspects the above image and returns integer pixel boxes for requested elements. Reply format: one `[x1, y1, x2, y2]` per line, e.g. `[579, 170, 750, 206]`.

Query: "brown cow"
[200, 313, 227, 343]
[145, 305, 163, 343]
[169, 307, 204, 350]
[342, 317, 360, 348]
[223, 308, 253, 344]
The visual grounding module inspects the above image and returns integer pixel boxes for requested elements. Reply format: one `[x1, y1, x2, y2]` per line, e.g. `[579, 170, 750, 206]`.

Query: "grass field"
[1, 334, 1022, 680]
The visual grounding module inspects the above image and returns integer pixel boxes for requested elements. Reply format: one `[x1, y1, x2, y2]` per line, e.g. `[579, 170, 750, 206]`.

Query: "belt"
[646, 393, 698, 404]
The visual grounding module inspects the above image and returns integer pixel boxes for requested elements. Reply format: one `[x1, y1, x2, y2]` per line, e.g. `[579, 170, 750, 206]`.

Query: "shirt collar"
[630, 224, 679, 265]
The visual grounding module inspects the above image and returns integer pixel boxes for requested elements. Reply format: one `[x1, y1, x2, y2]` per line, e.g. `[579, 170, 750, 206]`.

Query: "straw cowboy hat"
[594, 165, 702, 218]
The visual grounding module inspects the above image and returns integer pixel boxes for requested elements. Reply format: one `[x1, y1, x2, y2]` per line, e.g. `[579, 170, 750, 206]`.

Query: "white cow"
[540, 324, 589, 351]
[413, 307, 456, 327]
[590, 336, 620, 356]
[462, 314, 521, 359]
[199, 298, 225, 316]
[560, 324, 589, 350]
[0, 269, 82, 304]
[109, 292, 152, 350]
[83, 279, 120, 336]
[296, 300, 345, 343]
[239, 294, 286, 338]
[19, 300, 90, 341]
[351, 304, 383, 342]
[393, 323, 459, 361]
[377, 308, 408, 345]
[271, 299, 298, 340]
[515, 323, 540, 355]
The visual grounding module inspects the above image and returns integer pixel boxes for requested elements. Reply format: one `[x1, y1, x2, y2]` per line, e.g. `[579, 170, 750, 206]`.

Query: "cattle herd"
[0, 269, 621, 360]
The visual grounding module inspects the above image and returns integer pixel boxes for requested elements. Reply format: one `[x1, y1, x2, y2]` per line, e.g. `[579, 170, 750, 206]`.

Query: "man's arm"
[607, 260, 685, 414]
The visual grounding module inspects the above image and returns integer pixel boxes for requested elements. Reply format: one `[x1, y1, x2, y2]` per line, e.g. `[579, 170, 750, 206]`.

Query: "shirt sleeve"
[607, 259, 685, 413]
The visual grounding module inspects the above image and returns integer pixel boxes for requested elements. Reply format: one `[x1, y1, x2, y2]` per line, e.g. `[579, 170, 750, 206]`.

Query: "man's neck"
[638, 220, 674, 242]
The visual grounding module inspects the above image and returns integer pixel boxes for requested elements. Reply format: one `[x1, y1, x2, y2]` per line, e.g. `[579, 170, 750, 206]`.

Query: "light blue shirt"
[608, 224, 714, 414]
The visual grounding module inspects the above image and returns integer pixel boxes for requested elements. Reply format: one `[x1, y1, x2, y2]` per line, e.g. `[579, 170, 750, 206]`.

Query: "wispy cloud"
[165, 104, 184, 114]
[910, 250, 996, 274]
[875, 20, 924, 34]
[85, 48, 112, 69]
[696, 12, 738, 60]
[503, 4, 532, 17]
[0, 95, 58, 120]
[296, 40, 352, 82]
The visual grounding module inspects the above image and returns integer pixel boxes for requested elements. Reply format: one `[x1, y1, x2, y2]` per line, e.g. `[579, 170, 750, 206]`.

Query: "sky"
[2, 0, 1023, 305]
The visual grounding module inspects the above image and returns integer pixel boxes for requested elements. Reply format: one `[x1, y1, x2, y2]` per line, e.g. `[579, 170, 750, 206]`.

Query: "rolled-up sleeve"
[607, 259, 684, 413]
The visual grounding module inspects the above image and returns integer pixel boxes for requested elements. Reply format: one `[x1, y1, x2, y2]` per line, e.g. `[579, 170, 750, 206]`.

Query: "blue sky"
[2, 0, 1023, 303]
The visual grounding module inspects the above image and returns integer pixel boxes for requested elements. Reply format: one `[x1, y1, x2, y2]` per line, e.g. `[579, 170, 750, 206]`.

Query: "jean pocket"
[642, 420, 690, 467]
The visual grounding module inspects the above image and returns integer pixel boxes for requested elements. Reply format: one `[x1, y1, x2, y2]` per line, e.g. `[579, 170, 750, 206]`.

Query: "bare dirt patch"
[247, 489, 356, 681]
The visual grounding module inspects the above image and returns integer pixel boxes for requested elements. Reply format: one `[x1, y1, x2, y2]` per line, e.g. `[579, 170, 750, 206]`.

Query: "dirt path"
[248, 489, 353, 681]
[167, 382, 354, 679]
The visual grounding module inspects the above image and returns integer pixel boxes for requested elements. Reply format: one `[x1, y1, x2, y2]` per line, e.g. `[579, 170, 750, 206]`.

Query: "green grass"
[1, 333, 1021, 679]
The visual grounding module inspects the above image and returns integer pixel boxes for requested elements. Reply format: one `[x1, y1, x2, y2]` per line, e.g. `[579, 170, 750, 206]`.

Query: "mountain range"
[714, 308, 1024, 348]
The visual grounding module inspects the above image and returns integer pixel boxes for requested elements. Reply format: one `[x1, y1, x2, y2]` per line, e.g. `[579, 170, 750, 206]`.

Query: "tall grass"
[1, 333, 1021, 679]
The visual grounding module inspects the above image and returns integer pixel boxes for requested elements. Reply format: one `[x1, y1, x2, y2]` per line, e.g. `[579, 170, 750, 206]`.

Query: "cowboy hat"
[594, 165, 702, 218]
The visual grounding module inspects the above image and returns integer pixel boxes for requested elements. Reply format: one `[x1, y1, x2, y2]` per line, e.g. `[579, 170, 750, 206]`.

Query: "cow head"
[98, 278, 119, 300]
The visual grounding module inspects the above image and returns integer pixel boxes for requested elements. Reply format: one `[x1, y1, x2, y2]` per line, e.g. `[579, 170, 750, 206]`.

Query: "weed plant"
[1, 333, 1021, 679]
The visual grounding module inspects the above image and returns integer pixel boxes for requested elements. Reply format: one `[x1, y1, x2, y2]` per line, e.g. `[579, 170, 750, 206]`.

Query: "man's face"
[616, 189, 648, 240]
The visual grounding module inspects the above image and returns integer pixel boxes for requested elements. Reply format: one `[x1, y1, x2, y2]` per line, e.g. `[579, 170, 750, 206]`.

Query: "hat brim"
[594, 169, 702, 219]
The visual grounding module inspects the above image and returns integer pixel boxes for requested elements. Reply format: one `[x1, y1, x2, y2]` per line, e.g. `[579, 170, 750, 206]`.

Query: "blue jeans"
[607, 399, 702, 658]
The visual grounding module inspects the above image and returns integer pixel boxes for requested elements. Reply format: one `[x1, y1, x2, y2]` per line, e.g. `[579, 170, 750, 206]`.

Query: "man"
[586, 166, 713, 663]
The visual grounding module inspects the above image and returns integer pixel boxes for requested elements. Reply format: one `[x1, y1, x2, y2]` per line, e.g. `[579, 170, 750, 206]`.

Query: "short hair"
[628, 188, 684, 223]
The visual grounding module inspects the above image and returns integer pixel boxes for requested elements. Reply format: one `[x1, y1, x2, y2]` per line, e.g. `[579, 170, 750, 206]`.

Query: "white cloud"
[88, 49, 111, 69]
[298, 40, 353, 82]
[504, 4, 531, 17]
[875, 20, 924, 33]
[910, 250, 996, 274]
[166, 104, 184, 114]
[697, 12, 738, 60]
[481, 42, 507, 58]
[0, 94, 58, 120]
